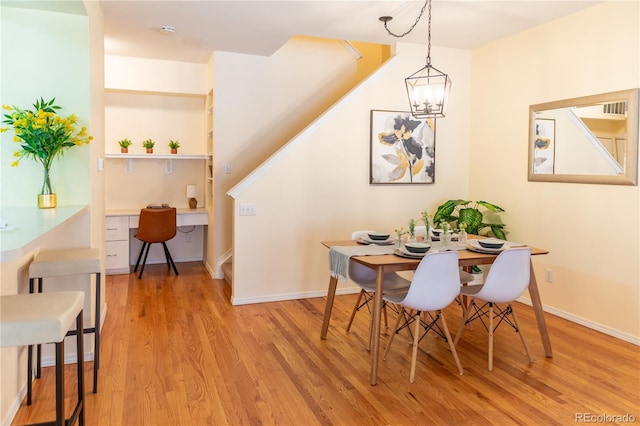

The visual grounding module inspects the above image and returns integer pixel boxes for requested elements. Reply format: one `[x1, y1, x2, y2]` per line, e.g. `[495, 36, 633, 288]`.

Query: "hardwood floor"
[12, 262, 639, 425]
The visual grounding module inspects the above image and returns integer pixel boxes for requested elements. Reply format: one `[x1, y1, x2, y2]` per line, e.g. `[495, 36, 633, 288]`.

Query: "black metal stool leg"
[55, 340, 65, 426]
[93, 272, 101, 393]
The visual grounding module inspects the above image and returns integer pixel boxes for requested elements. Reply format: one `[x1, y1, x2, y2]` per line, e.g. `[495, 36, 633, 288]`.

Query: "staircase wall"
[228, 42, 472, 303]
[211, 36, 390, 276]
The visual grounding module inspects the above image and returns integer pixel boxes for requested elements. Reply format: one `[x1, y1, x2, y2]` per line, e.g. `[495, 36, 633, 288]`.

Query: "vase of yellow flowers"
[2, 97, 92, 208]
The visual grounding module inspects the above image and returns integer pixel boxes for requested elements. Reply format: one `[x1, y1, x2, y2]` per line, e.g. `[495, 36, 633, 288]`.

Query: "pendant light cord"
[381, 0, 432, 66]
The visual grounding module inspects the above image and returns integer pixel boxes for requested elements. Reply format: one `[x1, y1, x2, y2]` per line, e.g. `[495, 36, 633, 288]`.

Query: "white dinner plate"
[466, 239, 506, 254]
[394, 247, 428, 258]
[357, 237, 394, 245]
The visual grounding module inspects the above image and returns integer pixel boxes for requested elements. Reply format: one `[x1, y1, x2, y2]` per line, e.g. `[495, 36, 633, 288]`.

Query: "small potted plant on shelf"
[142, 139, 155, 154]
[118, 138, 132, 153]
[168, 140, 180, 154]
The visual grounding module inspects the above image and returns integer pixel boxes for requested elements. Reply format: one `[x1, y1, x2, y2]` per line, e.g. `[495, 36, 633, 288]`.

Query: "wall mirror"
[528, 88, 639, 185]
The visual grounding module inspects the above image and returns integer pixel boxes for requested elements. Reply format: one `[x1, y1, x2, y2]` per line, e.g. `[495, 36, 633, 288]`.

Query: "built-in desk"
[105, 208, 208, 275]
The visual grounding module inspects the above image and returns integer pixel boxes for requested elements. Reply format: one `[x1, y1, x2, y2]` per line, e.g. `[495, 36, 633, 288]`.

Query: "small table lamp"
[186, 184, 197, 209]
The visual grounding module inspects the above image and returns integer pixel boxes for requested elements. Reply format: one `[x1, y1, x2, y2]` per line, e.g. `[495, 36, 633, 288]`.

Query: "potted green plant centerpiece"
[118, 138, 132, 153]
[142, 138, 155, 154]
[433, 199, 507, 280]
[168, 140, 180, 154]
[1, 97, 93, 208]
[433, 199, 506, 239]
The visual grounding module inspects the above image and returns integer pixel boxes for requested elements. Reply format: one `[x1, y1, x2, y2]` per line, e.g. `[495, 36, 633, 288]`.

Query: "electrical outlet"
[185, 234, 192, 243]
[239, 203, 256, 216]
[546, 269, 553, 283]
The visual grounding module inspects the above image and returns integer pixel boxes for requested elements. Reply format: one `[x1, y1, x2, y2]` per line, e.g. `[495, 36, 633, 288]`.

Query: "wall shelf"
[105, 153, 208, 174]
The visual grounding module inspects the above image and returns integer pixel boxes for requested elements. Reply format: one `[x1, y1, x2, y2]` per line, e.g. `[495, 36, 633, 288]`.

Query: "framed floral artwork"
[369, 110, 436, 184]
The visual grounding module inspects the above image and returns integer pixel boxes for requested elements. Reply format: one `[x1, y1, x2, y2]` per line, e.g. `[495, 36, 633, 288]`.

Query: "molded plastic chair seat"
[1, 291, 85, 426]
[454, 247, 534, 371]
[134, 207, 179, 279]
[345, 231, 410, 349]
[28, 248, 102, 396]
[382, 250, 464, 383]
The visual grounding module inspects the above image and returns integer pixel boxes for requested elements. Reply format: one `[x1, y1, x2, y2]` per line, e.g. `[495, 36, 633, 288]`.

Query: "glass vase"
[38, 167, 56, 208]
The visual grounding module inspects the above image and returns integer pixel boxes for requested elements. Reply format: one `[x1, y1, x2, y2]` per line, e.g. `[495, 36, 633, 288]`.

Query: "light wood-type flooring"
[12, 262, 640, 425]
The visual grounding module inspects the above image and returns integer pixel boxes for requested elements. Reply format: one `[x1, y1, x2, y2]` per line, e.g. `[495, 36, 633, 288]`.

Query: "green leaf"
[490, 224, 506, 240]
[477, 201, 504, 213]
[459, 208, 483, 234]
[433, 200, 456, 224]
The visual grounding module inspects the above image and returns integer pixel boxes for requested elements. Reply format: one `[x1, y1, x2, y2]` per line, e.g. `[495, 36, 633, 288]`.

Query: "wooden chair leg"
[454, 298, 473, 345]
[383, 307, 405, 360]
[511, 306, 534, 363]
[439, 311, 463, 375]
[409, 311, 421, 383]
[345, 290, 365, 332]
[488, 303, 494, 371]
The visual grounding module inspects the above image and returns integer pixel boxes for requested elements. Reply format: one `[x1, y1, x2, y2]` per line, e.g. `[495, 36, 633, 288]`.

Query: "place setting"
[466, 238, 527, 254]
[355, 231, 395, 246]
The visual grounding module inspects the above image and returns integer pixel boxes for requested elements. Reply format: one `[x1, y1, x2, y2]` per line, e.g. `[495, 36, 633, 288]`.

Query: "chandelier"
[380, 0, 451, 118]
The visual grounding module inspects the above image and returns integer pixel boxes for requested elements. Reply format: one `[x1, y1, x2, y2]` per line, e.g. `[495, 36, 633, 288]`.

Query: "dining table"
[320, 237, 551, 386]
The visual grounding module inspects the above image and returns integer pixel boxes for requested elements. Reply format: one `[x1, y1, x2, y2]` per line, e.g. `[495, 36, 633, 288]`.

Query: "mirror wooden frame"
[528, 88, 639, 185]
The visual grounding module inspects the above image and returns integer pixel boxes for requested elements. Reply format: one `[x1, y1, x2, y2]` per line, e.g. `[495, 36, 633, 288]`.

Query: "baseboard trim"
[517, 296, 639, 345]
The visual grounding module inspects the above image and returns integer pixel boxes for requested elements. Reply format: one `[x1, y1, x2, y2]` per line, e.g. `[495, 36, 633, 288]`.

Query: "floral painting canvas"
[369, 110, 435, 184]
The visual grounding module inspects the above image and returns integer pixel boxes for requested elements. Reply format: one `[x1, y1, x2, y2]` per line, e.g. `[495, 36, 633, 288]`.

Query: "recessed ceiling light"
[160, 26, 175, 34]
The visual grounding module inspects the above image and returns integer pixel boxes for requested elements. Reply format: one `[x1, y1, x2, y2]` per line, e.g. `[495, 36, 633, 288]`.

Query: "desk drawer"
[178, 213, 208, 226]
[105, 216, 129, 241]
[105, 240, 129, 270]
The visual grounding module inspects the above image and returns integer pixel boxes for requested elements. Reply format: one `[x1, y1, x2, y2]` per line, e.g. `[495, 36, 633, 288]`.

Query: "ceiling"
[96, 0, 601, 63]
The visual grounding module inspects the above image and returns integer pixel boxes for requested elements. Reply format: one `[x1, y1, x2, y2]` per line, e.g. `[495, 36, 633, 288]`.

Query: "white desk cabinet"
[105, 209, 209, 275]
[105, 216, 130, 274]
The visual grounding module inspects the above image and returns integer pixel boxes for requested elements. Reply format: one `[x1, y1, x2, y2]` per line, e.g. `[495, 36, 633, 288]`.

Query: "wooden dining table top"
[322, 238, 549, 270]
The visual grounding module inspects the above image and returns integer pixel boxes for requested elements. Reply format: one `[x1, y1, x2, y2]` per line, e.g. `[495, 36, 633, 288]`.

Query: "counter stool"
[28, 248, 101, 397]
[1, 291, 85, 426]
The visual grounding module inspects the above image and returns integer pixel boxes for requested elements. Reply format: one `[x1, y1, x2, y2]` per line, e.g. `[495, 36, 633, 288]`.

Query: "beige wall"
[103, 56, 208, 210]
[470, 1, 639, 341]
[229, 42, 472, 302]
[213, 36, 391, 276]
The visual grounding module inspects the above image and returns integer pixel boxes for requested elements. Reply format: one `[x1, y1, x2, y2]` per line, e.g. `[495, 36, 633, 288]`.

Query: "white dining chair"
[454, 247, 534, 371]
[345, 231, 409, 350]
[382, 250, 464, 383]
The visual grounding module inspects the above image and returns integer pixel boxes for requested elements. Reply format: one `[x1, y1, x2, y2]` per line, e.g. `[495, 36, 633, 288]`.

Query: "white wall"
[229, 43, 472, 303]
[470, 1, 639, 341]
[213, 36, 393, 276]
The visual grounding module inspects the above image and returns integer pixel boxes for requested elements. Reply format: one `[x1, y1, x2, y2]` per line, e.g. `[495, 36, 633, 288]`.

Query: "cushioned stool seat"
[1, 291, 85, 426]
[29, 248, 102, 396]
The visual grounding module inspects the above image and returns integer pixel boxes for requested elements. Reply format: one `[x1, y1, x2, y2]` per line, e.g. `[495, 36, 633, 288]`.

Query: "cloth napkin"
[328, 245, 396, 281]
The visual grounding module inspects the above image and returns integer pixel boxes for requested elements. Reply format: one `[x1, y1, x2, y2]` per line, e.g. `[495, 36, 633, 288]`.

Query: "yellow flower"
[2, 105, 11, 110]
[10, 161, 19, 167]
[0, 127, 8, 133]
[13, 151, 20, 157]
[13, 135, 21, 142]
